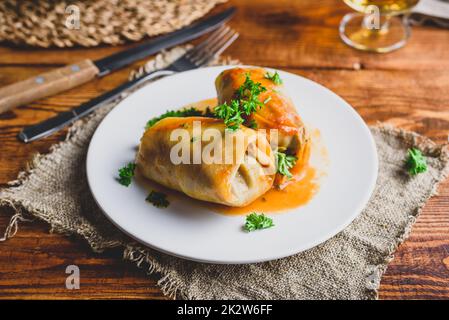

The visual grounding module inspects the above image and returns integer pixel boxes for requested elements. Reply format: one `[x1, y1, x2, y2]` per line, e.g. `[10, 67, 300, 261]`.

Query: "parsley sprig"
[214, 73, 267, 131]
[145, 107, 203, 129]
[213, 100, 244, 131]
[406, 148, 427, 176]
[244, 213, 274, 232]
[275, 150, 297, 178]
[146, 191, 170, 208]
[265, 71, 283, 85]
[118, 162, 136, 187]
[248, 119, 258, 129]
[236, 73, 267, 115]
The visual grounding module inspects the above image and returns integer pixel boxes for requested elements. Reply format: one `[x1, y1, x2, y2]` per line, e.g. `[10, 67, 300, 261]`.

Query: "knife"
[18, 24, 239, 143]
[0, 7, 235, 114]
[18, 69, 175, 143]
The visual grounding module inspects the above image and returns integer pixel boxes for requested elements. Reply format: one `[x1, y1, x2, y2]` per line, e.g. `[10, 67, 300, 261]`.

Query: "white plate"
[87, 66, 378, 264]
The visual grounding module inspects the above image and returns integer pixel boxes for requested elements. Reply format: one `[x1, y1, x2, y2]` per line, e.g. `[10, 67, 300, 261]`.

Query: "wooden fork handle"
[0, 59, 99, 114]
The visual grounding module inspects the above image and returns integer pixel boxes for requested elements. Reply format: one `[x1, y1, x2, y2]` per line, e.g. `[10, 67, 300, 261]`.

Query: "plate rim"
[86, 65, 379, 264]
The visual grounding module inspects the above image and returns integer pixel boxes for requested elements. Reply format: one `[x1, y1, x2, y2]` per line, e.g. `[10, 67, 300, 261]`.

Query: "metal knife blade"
[94, 7, 236, 76]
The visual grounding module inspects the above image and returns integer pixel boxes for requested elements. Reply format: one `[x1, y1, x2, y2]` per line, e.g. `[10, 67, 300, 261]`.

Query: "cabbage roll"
[137, 117, 276, 207]
[215, 67, 310, 188]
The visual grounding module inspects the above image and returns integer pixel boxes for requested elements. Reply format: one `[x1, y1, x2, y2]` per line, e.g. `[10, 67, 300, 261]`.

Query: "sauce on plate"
[211, 165, 319, 215]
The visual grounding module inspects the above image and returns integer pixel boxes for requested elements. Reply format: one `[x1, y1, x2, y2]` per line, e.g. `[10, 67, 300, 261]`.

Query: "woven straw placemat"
[0, 0, 227, 47]
[1, 47, 448, 299]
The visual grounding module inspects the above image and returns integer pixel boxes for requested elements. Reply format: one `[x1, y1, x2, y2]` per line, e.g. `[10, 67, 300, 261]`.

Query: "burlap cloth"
[1, 47, 448, 300]
[0, 0, 226, 47]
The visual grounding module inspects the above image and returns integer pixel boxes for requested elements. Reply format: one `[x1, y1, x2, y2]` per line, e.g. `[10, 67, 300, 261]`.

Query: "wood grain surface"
[0, 0, 448, 300]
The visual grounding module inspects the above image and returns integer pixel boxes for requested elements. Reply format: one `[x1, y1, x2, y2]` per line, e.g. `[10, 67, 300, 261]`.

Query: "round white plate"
[87, 66, 378, 264]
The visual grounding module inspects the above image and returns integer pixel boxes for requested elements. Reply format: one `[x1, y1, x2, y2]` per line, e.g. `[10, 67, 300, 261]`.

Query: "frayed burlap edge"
[1, 42, 448, 298]
[365, 124, 449, 299]
[0, 106, 186, 298]
[125, 124, 449, 300]
[2, 122, 447, 300]
[0, 46, 241, 299]
[0, 120, 123, 251]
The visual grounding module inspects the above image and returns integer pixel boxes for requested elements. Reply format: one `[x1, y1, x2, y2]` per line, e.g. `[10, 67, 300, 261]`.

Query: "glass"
[339, 0, 420, 53]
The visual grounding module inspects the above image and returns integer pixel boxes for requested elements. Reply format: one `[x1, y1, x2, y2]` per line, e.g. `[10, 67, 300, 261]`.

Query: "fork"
[146, 25, 239, 78]
[18, 26, 239, 143]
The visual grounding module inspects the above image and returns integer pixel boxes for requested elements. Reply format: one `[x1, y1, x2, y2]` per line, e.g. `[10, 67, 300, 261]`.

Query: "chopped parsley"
[146, 191, 169, 208]
[214, 73, 267, 131]
[265, 71, 283, 85]
[406, 148, 427, 176]
[244, 212, 274, 232]
[145, 107, 203, 129]
[275, 150, 297, 178]
[203, 107, 216, 118]
[146, 73, 271, 132]
[248, 119, 258, 129]
[118, 162, 136, 187]
[213, 100, 244, 131]
[236, 73, 267, 115]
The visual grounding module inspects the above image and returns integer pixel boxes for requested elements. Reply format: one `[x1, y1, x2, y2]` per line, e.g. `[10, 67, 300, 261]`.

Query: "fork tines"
[186, 25, 239, 67]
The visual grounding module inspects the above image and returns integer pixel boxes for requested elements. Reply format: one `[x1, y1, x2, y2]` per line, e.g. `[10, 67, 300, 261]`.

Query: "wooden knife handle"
[0, 59, 99, 114]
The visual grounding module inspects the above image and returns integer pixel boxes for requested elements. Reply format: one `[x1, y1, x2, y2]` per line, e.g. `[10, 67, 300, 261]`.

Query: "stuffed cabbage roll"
[137, 117, 276, 207]
[215, 67, 310, 188]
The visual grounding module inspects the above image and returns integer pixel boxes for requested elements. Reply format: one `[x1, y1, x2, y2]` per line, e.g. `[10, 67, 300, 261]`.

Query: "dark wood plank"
[0, 211, 166, 299]
[0, 0, 448, 300]
[379, 180, 449, 300]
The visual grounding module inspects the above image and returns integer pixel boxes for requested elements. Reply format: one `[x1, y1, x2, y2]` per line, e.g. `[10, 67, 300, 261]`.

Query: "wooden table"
[0, 0, 448, 300]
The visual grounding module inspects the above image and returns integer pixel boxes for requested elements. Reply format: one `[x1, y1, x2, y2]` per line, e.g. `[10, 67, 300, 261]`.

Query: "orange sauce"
[136, 165, 319, 216]
[211, 165, 319, 215]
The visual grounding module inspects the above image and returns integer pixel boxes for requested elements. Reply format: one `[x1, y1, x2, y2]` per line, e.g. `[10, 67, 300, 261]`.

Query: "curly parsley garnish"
[406, 148, 427, 176]
[145, 107, 203, 129]
[146, 191, 169, 208]
[214, 73, 267, 131]
[275, 150, 297, 178]
[236, 73, 267, 115]
[118, 162, 136, 187]
[213, 100, 244, 131]
[244, 213, 274, 232]
[265, 71, 283, 85]
[248, 119, 258, 129]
